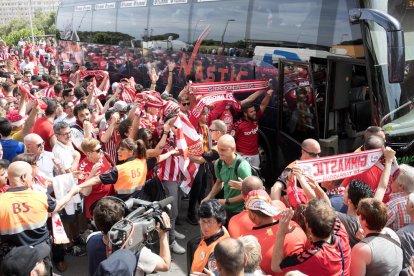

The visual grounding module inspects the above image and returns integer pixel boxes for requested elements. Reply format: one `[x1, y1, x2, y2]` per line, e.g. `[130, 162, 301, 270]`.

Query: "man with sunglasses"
[24, 133, 56, 180]
[271, 138, 321, 202]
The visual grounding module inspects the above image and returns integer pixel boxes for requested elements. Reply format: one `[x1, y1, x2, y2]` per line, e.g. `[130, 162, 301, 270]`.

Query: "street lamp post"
[221, 19, 235, 45]
[28, 0, 35, 44]
[192, 19, 205, 43]
[221, 19, 235, 53]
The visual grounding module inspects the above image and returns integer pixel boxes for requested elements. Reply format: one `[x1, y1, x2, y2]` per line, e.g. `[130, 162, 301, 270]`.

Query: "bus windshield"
[376, 1, 414, 137]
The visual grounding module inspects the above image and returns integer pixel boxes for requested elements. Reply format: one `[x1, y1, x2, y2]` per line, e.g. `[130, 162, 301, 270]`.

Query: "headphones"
[89, 196, 128, 217]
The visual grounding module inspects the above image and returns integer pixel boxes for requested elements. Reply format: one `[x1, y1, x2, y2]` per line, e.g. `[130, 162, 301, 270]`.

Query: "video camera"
[108, 196, 173, 253]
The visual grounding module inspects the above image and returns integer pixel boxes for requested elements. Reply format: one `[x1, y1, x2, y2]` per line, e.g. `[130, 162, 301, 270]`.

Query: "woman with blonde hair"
[77, 139, 148, 201]
[78, 138, 114, 218]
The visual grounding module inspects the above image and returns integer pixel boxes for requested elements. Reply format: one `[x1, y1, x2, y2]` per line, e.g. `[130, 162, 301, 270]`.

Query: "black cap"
[1, 243, 50, 276]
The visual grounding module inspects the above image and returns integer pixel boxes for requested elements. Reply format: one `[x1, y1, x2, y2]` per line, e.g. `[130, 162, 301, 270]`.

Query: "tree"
[0, 11, 56, 45]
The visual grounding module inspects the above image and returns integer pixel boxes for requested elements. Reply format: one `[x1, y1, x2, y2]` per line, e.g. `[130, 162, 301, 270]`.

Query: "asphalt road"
[56, 199, 200, 276]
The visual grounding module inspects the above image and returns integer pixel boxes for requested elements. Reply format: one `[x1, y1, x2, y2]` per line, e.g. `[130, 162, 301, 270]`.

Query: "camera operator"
[86, 197, 171, 276]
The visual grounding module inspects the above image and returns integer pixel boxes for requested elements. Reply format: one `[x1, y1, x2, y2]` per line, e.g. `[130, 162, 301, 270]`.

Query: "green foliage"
[0, 11, 56, 45]
[2, 29, 42, 45]
[78, 31, 134, 45]
[33, 11, 56, 35]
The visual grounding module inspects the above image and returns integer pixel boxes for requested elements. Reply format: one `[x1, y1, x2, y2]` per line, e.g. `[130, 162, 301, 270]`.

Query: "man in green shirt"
[203, 134, 252, 221]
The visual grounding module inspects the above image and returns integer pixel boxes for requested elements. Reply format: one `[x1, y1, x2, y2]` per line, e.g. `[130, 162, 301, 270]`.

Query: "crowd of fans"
[0, 38, 413, 276]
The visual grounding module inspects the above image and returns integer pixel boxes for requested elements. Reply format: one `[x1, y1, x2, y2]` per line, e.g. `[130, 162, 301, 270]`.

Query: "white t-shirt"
[136, 246, 164, 275]
[37, 151, 55, 179]
[71, 127, 84, 150]
[52, 140, 75, 171]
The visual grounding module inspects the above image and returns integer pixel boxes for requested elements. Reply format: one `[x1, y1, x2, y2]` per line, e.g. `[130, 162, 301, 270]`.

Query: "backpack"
[217, 157, 265, 183]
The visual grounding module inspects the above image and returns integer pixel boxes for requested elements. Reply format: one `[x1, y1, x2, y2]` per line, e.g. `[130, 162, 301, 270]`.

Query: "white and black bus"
[56, 0, 414, 183]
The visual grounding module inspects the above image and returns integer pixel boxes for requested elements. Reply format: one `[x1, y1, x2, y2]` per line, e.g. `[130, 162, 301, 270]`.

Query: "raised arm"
[374, 146, 395, 201]
[259, 89, 273, 113]
[271, 209, 295, 273]
[164, 62, 175, 95]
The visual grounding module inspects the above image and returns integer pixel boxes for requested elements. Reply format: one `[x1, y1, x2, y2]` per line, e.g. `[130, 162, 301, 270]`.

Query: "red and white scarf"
[79, 70, 110, 94]
[190, 79, 269, 95]
[295, 149, 398, 182]
[190, 92, 240, 119]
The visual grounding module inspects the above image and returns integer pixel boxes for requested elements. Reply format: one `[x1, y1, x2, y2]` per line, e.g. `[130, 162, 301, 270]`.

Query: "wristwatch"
[225, 198, 230, 205]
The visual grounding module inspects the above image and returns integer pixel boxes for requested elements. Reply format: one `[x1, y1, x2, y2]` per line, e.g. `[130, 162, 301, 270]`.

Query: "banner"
[295, 149, 384, 182]
[190, 79, 269, 95]
[190, 92, 240, 119]
[52, 213, 69, 244]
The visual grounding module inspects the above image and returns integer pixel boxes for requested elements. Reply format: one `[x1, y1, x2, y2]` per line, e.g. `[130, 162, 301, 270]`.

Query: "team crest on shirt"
[207, 253, 219, 275]
[266, 228, 274, 236]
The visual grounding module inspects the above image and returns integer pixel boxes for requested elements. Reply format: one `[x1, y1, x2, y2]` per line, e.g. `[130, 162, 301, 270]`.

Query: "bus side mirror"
[349, 8, 405, 83]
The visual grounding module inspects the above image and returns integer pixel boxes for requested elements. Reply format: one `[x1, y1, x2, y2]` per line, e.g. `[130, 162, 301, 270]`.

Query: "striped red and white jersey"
[99, 129, 121, 164]
[158, 137, 181, 182]
[44, 86, 56, 98]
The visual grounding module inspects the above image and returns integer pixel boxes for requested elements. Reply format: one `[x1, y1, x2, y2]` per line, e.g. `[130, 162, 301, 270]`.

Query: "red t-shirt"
[341, 164, 392, 203]
[32, 117, 54, 151]
[280, 219, 351, 276]
[78, 156, 114, 218]
[229, 200, 286, 238]
[233, 110, 262, 155]
[246, 219, 307, 276]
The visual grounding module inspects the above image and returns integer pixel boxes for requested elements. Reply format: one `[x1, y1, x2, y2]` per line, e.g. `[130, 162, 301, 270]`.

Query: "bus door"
[324, 56, 370, 153]
[277, 59, 320, 162]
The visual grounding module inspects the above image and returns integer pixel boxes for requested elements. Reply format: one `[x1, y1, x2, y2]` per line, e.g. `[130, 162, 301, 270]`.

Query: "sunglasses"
[209, 128, 219, 132]
[181, 102, 190, 106]
[93, 148, 102, 153]
[302, 148, 321, 157]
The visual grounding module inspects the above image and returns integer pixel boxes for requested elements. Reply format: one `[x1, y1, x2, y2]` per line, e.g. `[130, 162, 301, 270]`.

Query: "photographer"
[86, 197, 171, 276]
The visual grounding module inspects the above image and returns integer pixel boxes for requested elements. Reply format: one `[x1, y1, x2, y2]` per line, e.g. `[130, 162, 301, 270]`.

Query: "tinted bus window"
[250, 0, 361, 49]
[192, 0, 248, 47]
[117, 4, 149, 43]
[148, 1, 191, 44]
[92, 3, 116, 33]
[56, 6, 73, 39]
[73, 5, 93, 34]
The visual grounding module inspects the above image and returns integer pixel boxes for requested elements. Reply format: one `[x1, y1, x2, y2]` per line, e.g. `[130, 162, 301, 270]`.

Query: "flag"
[173, 113, 203, 193]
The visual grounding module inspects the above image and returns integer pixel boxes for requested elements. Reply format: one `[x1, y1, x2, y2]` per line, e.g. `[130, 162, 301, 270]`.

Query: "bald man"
[228, 176, 286, 238]
[271, 138, 321, 201]
[0, 161, 79, 249]
[214, 238, 245, 276]
[24, 133, 57, 179]
[203, 134, 252, 222]
[341, 134, 394, 202]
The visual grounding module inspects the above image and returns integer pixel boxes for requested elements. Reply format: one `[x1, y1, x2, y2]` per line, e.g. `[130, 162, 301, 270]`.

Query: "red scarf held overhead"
[79, 70, 110, 93]
[190, 79, 270, 95]
[18, 85, 47, 109]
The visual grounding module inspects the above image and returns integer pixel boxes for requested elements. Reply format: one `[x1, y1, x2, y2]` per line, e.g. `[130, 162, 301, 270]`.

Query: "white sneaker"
[174, 230, 186, 240]
[170, 240, 186, 254]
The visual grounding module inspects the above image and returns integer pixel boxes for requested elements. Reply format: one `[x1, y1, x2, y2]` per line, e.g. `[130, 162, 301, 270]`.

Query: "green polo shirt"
[214, 154, 252, 213]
